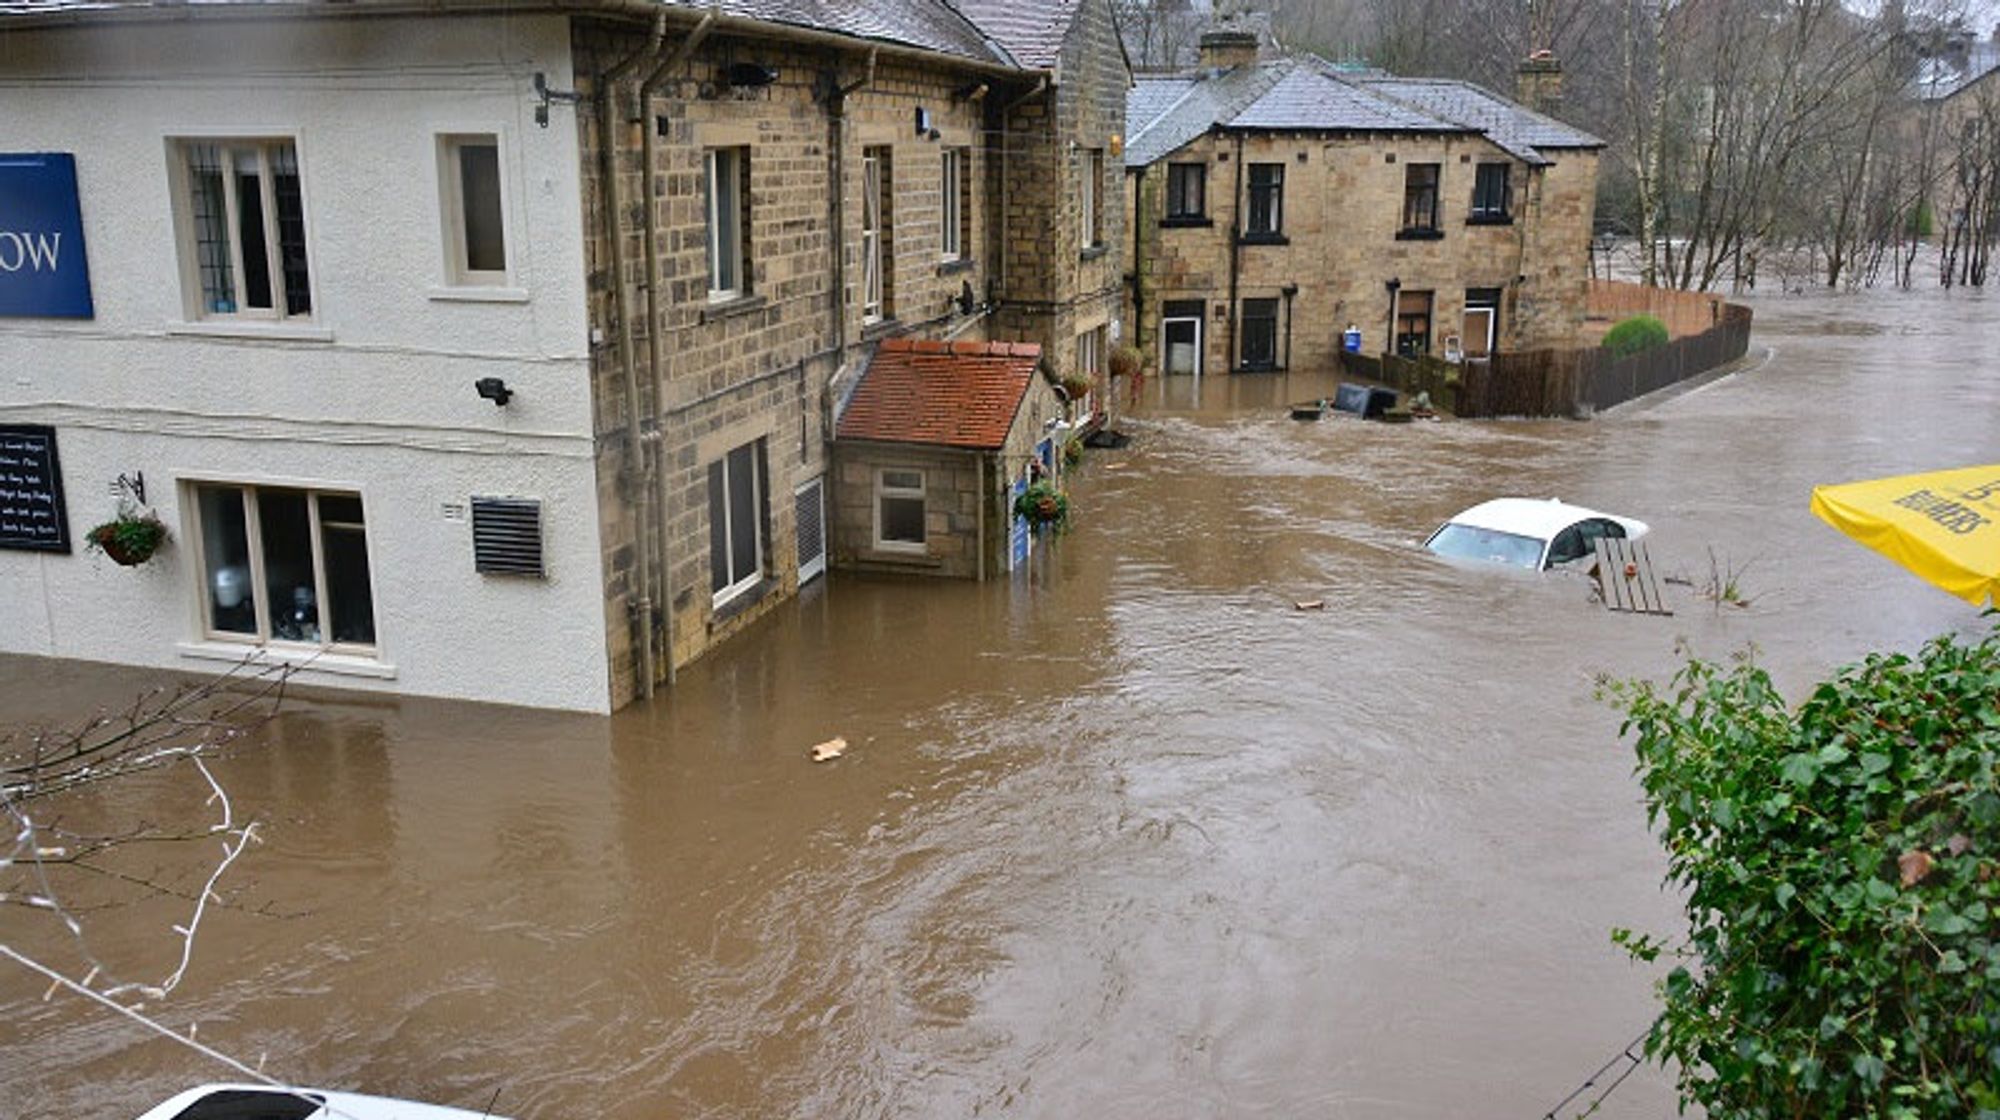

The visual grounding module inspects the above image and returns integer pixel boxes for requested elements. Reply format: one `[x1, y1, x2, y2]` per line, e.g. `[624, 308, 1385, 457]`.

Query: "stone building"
[0, 0, 1128, 712]
[1122, 33, 1602, 382]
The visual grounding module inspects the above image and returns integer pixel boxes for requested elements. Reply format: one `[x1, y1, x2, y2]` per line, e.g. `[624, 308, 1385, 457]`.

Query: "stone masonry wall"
[996, 0, 1128, 411]
[1128, 129, 1599, 380]
[574, 19, 1046, 707]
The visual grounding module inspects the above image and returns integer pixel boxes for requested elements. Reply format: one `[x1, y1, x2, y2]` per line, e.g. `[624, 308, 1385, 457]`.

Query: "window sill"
[710, 578, 773, 626]
[937, 257, 977, 276]
[429, 285, 531, 304]
[167, 321, 334, 344]
[861, 317, 902, 341]
[1236, 232, 1288, 246]
[1466, 215, 1514, 227]
[176, 640, 398, 679]
[701, 293, 768, 324]
[1079, 244, 1110, 261]
[1159, 215, 1213, 228]
[1395, 228, 1446, 241]
[862, 549, 942, 568]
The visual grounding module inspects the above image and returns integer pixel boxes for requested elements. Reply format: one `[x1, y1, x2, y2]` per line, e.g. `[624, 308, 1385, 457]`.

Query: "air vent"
[471, 496, 545, 577]
[796, 478, 826, 584]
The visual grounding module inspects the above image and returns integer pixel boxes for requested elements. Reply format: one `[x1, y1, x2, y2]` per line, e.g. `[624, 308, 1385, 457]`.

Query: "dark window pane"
[323, 525, 375, 644]
[1242, 298, 1278, 367]
[727, 443, 758, 585]
[317, 493, 364, 525]
[270, 145, 311, 314]
[459, 142, 506, 273]
[257, 490, 318, 643]
[881, 495, 925, 543]
[234, 158, 272, 310]
[186, 145, 237, 313]
[197, 486, 255, 635]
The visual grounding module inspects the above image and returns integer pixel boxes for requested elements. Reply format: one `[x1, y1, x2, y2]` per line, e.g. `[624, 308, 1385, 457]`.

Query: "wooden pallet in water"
[1595, 536, 1673, 616]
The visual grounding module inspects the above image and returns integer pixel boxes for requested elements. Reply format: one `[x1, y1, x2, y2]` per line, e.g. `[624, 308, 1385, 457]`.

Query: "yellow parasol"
[1810, 464, 2000, 606]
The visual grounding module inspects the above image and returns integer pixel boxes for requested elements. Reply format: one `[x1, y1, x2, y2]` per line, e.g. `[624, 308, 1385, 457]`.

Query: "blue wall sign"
[0, 153, 95, 319]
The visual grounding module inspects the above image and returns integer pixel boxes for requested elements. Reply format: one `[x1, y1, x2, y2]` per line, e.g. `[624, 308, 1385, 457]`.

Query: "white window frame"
[940, 148, 965, 261]
[709, 441, 765, 607]
[168, 136, 316, 323]
[437, 132, 511, 288]
[862, 149, 886, 322]
[874, 467, 927, 553]
[706, 147, 747, 302]
[185, 480, 380, 656]
[1080, 148, 1104, 248]
[1074, 327, 1103, 420]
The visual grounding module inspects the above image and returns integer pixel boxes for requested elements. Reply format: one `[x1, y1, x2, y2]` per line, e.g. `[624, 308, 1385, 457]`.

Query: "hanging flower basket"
[1013, 481, 1070, 533]
[1059, 374, 1095, 400]
[87, 511, 170, 567]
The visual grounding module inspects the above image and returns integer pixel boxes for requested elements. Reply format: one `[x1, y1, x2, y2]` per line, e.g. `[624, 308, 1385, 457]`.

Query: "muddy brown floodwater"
[4, 285, 1997, 1120]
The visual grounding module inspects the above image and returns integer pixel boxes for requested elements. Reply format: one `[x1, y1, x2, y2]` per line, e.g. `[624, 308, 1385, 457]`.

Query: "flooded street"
[5, 286, 1997, 1119]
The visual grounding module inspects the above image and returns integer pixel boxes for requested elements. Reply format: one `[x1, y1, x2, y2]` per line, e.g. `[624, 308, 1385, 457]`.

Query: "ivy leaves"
[1606, 629, 2000, 1118]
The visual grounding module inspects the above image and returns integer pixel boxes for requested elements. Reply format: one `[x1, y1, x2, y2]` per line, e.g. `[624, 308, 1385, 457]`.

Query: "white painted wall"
[0, 14, 612, 712]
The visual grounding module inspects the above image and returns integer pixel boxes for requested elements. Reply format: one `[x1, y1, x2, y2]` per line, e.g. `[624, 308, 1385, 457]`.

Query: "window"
[1241, 297, 1279, 369]
[1081, 148, 1104, 248]
[1471, 163, 1511, 222]
[1166, 162, 1206, 220]
[1074, 325, 1104, 418]
[439, 134, 507, 285]
[1395, 289, 1433, 357]
[706, 147, 749, 301]
[1246, 163, 1283, 237]
[708, 440, 766, 605]
[875, 468, 926, 552]
[862, 147, 892, 322]
[1401, 163, 1441, 234]
[192, 483, 375, 651]
[941, 148, 969, 261]
[174, 139, 312, 319]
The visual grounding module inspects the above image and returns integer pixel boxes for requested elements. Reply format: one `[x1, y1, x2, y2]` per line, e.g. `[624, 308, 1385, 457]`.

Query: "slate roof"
[836, 338, 1042, 451]
[0, 0, 1082, 70]
[946, 0, 1082, 70]
[1352, 75, 1602, 162]
[1913, 42, 2000, 101]
[1126, 56, 1603, 169]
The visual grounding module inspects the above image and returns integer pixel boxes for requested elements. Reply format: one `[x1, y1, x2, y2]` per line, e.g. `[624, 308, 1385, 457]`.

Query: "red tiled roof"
[836, 338, 1043, 451]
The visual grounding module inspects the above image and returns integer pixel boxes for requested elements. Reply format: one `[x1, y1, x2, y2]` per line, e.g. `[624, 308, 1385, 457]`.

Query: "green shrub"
[1605, 630, 2000, 1118]
[1603, 314, 1670, 357]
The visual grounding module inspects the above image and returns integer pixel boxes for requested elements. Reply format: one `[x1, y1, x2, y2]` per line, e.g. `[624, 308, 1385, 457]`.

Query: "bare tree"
[2, 662, 292, 1010]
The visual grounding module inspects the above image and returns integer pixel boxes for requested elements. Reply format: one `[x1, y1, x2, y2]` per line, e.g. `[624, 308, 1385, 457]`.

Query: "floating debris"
[809, 737, 847, 763]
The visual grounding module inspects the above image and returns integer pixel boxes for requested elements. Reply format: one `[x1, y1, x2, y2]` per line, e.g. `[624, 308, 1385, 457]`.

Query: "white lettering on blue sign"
[0, 231, 62, 272]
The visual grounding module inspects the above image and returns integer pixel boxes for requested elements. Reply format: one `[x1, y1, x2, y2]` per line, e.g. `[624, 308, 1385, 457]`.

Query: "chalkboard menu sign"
[0, 424, 71, 553]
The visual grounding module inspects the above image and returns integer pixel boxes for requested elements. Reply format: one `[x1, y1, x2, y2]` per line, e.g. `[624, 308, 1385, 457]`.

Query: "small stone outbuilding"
[832, 339, 1061, 579]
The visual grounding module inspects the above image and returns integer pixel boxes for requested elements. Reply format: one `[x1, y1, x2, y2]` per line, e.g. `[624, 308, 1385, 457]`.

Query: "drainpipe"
[1384, 277, 1401, 358]
[997, 76, 1051, 321]
[1281, 281, 1297, 370]
[1129, 166, 1145, 378]
[635, 10, 716, 688]
[976, 452, 987, 583]
[599, 14, 665, 699]
[829, 48, 877, 378]
[1227, 131, 1244, 372]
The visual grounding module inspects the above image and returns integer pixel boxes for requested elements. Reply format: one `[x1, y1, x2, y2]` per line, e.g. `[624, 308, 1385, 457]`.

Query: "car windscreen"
[1425, 523, 1545, 569]
[166, 1090, 324, 1120]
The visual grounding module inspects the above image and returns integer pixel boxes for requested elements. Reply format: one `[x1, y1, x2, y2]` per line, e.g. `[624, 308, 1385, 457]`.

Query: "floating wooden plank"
[1596, 536, 1674, 616]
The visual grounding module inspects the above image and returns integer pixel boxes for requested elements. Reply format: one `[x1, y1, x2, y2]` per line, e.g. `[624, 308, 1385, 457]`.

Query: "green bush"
[1603, 314, 1670, 357]
[1606, 631, 2000, 1118]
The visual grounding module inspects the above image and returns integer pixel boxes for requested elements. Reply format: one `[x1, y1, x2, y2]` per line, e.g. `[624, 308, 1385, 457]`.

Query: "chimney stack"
[1198, 26, 1261, 72]
[1516, 50, 1563, 116]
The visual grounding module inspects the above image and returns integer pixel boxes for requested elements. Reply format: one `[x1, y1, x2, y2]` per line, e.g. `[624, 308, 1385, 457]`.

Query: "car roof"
[1443, 497, 1629, 540]
[135, 1085, 515, 1120]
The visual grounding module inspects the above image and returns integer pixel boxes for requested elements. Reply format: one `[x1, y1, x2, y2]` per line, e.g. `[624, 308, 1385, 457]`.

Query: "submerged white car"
[137, 1084, 515, 1120]
[1424, 498, 1649, 571]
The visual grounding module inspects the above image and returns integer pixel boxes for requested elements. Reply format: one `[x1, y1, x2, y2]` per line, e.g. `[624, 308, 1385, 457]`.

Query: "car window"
[1546, 525, 1588, 567]
[1425, 523, 1545, 569]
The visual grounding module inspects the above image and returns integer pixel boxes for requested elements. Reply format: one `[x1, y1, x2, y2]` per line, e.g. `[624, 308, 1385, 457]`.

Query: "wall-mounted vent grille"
[471, 496, 545, 577]
[796, 477, 826, 584]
